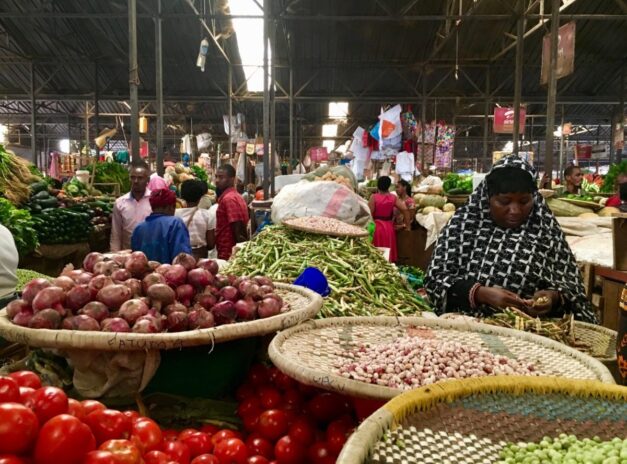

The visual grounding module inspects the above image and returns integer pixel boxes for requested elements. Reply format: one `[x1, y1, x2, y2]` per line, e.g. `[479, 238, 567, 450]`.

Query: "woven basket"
[337, 376, 627, 464]
[268, 317, 615, 400]
[282, 216, 368, 238]
[446, 194, 470, 207]
[0, 284, 322, 351]
[538, 188, 556, 199]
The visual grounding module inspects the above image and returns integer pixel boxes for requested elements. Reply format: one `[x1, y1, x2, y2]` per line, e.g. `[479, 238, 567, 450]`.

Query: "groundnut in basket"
[9, 251, 287, 333]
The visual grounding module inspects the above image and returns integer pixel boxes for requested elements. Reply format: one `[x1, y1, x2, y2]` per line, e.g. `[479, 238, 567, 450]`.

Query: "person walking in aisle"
[176, 179, 215, 261]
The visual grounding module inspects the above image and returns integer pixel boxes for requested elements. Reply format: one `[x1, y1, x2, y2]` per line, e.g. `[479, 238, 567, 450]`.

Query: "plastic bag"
[271, 181, 372, 226]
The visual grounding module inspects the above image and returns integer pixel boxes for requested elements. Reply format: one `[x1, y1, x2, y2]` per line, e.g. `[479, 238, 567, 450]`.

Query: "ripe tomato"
[256, 410, 289, 441]
[85, 409, 132, 444]
[130, 418, 162, 452]
[99, 439, 141, 464]
[8, 371, 41, 390]
[258, 387, 282, 410]
[81, 400, 106, 416]
[18, 387, 35, 404]
[0, 403, 39, 454]
[66, 399, 85, 420]
[242, 413, 260, 433]
[306, 393, 346, 424]
[178, 428, 199, 441]
[181, 431, 212, 457]
[213, 438, 248, 464]
[237, 397, 261, 419]
[143, 450, 170, 464]
[245, 364, 268, 386]
[25, 386, 68, 425]
[235, 384, 255, 402]
[34, 414, 96, 464]
[191, 455, 219, 464]
[83, 450, 118, 464]
[281, 390, 302, 412]
[161, 429, 179, 442]
[0, 456, 30, 464]
[326, 419, 353, 455]
[269, 371, 295, 392]
[274, 436, 305, 464]
[247, 457, 270, 464]
[307, 441, 335, 464]
[162, 440, 191, 464]
[122, 410, 140, 422]
[245, 437, 273, 460]
[0, 377, 20, 404]
[288, 417, 316, 445]
[210, 429, 241, 448]
[199, 425, 220, 436]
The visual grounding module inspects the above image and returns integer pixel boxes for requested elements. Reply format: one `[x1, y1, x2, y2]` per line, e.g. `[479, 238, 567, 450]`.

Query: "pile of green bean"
[227, 226, 431, 318]
[498, 435, 627, 464]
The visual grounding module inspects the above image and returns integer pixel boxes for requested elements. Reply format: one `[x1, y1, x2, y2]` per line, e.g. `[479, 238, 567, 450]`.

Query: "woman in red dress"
[368, 176, 410, 262]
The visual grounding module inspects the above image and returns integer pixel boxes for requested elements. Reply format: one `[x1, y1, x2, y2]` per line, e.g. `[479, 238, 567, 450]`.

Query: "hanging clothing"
[424, 155, 596, 323]
[395, 151, 415, 181]
[371, 193, 398, 262]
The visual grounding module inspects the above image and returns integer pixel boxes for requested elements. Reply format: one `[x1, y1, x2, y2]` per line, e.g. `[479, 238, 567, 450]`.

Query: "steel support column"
[30, 62, 36, 164]
[128, 0, 140, 163]
[262, 0, 270, 198]
[483, 68, 490, 170]
[512, 2, 525, 156]
[544, 0, 560, 177]
[420, 71, 427, 173]
[289, 67, 294, 170]
[155, 0, 164, 176]
[94, 62, 100, 137]
[270, 8, 276, 197]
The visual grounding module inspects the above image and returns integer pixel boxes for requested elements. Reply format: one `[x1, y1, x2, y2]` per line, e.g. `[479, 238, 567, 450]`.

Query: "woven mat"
[337, 377, 627, 464]
[282, 216, 368, 237]
[269, 317, 615, 400]
[0, 284, 322, 351]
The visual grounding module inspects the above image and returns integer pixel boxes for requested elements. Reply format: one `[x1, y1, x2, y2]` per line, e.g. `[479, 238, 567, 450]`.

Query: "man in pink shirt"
[110, 161, 152, 252]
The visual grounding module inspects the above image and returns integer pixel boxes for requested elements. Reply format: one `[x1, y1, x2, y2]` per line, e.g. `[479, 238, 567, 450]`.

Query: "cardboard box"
[612, 216, 627, 271]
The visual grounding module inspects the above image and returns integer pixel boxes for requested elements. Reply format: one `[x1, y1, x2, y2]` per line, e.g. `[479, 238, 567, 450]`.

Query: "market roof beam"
[182, 0, 231, 64]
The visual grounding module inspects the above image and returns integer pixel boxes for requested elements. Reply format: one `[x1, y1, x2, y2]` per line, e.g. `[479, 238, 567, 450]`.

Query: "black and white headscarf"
[425, 155, 596, 323]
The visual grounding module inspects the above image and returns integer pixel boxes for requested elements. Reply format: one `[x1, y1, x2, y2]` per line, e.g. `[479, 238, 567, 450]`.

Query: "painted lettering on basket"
[313, 374, 346, 391]
[106, 335, 182, 350]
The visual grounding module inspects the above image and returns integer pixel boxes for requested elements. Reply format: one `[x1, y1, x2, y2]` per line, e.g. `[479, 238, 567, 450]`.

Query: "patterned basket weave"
[572, 321, 617, 362]
[0, 284, 322, 351]
[336, 376, 627, 464]
[268, 317, 615, 400]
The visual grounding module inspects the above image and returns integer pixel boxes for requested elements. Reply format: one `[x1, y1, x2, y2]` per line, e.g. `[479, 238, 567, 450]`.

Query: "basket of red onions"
[0, 251, 323, 351]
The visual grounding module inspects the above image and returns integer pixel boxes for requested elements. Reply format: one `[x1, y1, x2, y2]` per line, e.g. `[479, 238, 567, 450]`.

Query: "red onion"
[124, 278, 143, 298]
[6, 299, 30, 319]
[234, 298, 258, 321]
[196, 259, 219, 275]
[12, 310, 33, 327]
[118, 299, 150, 325]
[32, 286, 66, 313]
[101, 317, 131, 333]
[172, 252, 196, 271]
[142, 272, 166, 294]
[111, 268, 132, 282]
[148, 261, 160, 271]
[78, 301, 109, 322]
[93, 260, 120, 277]
[265, 293, 284, 307]
[164, 265, 187, 288]
[96, 284, 132, 310]
[214, 274, 230, 289]
[260, 285, 275, 295]
[254, 276, 274, 288]
[28, 309, 62, 329]
[112, 253, 130, 267]
[166, 311, 189, 332]
[132, 316, 162, 333]
[194, 292, 217, 311]
[187, 268, 213, 289]
[51, 276, 75, 292]
[21, 278, 51, 305]
[83, 252, 104, 273]
[205, 286, 220, 297]
[62, 315, 100, 331]
[155, 264, 172, 276]
[188, 309, 215, 329]
[257, 297, 282, 319]
[211, 301, 236, 325]
[219, 286, 240, 303]
[88, 275, 114, 299]
[163, 303, 187, 317]
[239, 280, 261, 299]
[74, 272, 94, 285]
[176, 284, 196, 307]
[146, 284, 176, 312]
[124, 251, 149, 277]
[65, 285, 92, 312]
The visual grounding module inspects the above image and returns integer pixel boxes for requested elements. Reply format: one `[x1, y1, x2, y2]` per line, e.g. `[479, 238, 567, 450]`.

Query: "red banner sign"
[309, 147, 329, 162]
[493, 107, 526, 134]
[541, 22, 576, 85]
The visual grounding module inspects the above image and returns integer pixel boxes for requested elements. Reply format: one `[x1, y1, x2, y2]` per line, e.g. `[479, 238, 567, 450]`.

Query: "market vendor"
[606, 173, 627, 210]
[215, 164, 249, 260]
[110, 161, 152, 251]
[394, 179, 415, 230]
[131, 189, 192, 263]
[176, 179, 215, 261]
[368, 176, 410, 263]
[425, 155, 596, 323]
[563, 165, 583, 195]
[0, 224, 18, 307]
[415, 166, 443, 193]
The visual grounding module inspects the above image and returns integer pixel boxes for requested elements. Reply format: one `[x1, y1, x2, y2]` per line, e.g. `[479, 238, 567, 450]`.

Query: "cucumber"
[36, 198, 59, 209]
[31, 190, 51, 200]
[29, 181, 49, 194]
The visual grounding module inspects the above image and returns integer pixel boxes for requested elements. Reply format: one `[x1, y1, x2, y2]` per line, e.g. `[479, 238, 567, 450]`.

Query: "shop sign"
[309, 147, 329, 162]
[493, 107, 526, 134]
[541, 22, 576, 85]
[575, 144, 592, 159]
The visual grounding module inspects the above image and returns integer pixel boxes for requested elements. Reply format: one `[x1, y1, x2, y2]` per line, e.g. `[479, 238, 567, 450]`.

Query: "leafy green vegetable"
[87, 162, 131, 194]
[443, 173, 473, 194]
[62, 178, 91, 197]
[601, 160, 627, 193]
[190, 165, 208, 184]
[0, 198, 39, 256]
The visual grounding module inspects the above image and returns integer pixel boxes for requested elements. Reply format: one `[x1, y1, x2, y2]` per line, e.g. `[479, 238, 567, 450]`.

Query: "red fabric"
[371, 193, 397, 262]
[149, 188, 176, 208]
[606, 195, 621, 208]
[216, 187, 249, 260]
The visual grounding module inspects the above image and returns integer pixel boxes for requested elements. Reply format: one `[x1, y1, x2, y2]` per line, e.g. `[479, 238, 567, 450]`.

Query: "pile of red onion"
[9, 251, 286, 333]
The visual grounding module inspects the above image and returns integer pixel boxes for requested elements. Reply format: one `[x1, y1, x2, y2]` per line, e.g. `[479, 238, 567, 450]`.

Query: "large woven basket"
[0, 284, 322, 351]
[337, 376, 627, 464]
[268, 317, 615, 400]
[446, 194, 470, 207]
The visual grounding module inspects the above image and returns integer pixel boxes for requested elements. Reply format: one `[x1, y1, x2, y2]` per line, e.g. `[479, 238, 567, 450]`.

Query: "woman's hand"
[525, 290, 560, 317]
[475, 286, 526, 310]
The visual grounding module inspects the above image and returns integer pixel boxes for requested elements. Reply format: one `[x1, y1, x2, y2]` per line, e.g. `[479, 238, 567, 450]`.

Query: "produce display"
[62, 178, 100, 198]
[412, 193, 456, 215]
[9, 251, 286, 333]
[282, 216, 367, 237]
[87, 162, 131, 194]
[31, 208, 93, 245]
[334, 336, 537, 389]
[600, 160, 627, 193]
[304, 165, 357, 191]
[0, 198, 39, 256]
[16, 269, 52, 292]
[546, 198, 593, 217]
[442, 173, 473, 194]
[0, 144, 42, 206]
[498, 435, 627, 463]
[227, 226, 431, 318]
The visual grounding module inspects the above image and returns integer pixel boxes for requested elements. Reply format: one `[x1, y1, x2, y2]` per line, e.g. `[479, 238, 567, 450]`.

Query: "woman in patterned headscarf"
[425, 155, 596, 323]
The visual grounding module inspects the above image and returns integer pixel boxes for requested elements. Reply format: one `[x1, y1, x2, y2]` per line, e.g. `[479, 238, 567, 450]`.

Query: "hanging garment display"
[378, 104, 403, 151]
[401, 107, 418, 140]
[395, 151, 415, 181]
[435, 121, 455, 169]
